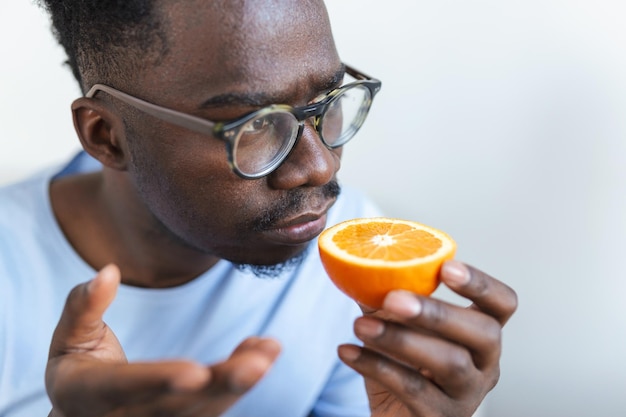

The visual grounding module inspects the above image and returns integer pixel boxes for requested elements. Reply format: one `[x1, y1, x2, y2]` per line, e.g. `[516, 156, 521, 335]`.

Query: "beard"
[233, 180, 341, 278]
[232, 244, 309, 278]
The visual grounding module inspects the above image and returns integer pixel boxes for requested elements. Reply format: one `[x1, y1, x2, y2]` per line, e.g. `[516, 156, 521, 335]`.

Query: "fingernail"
[99, 264, 119, 279]
[442, 260, 470, 286]
[354, 317, 384, 338]
[87, 264, 115, 293]
[338, 344, 361, 362]
[383, 290, 422, 317]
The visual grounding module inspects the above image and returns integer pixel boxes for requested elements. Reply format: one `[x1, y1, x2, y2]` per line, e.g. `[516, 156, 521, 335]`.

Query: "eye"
[242, 116, 273, 134]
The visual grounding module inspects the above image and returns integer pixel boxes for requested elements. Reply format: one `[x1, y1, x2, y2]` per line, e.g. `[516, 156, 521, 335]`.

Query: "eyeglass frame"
[85, 64, 382, 179]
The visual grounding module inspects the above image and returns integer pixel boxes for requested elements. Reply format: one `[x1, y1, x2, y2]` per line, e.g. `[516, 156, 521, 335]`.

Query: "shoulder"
[0, 152, 100, 237]
[0, 159, 91, 284]
[0, 174, 48, 243]
[0, 168, 54, 236]
[0, 172, 51, 286]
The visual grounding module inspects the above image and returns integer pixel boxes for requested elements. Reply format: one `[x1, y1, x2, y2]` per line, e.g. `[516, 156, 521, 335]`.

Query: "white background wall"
[1, 1, 625, 416]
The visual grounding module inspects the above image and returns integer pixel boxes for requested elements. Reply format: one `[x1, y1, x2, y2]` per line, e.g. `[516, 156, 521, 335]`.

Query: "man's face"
[119, 0, 343, 266]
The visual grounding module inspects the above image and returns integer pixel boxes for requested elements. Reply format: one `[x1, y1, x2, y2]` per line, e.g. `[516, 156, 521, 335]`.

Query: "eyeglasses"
[85, 64, 381, 179]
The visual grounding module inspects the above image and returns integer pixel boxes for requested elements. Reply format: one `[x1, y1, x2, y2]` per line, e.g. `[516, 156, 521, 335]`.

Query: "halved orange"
[318, 217, 456, 309]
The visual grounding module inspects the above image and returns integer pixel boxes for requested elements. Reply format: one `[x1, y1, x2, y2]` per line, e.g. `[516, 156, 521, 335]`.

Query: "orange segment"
[334, 223, 443, 260]
[318, 217, 456, 308]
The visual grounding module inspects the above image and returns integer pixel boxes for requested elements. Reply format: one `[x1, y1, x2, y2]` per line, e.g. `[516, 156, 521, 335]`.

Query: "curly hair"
[37, 0, 168, 92]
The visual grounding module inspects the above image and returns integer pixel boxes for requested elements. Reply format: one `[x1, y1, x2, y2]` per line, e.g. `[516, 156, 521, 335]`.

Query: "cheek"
[125, 123, 260, 248]
[127, 117, 230, 191]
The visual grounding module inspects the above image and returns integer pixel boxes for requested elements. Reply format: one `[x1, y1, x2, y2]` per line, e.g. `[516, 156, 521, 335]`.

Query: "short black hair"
[38, 0, 167, 91]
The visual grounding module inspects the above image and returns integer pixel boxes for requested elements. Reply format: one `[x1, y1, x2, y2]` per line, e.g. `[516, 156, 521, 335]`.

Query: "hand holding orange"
[318, 217, 456, 309]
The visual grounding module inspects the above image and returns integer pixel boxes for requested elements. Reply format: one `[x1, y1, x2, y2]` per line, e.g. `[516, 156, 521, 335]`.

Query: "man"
[0, 0, 517, 416]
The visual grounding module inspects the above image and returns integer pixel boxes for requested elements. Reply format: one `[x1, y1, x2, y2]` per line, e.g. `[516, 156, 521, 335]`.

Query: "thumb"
[49, 264, 121, 358]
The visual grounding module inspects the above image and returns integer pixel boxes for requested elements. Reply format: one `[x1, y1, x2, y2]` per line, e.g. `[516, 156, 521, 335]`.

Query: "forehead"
[138, 0, 340, 105]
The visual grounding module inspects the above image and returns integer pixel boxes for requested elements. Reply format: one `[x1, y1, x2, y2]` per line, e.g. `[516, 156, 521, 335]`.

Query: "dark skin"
[45, 0, 518, 416]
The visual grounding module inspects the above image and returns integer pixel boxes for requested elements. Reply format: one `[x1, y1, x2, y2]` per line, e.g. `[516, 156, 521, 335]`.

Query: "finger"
[337, 344, 442, 416]
[47, 360, 211, 414]
[382, 290, 502, 369]
[229, 336, 263, 355]
[168, 337, 280, 416]
[215, 337, 282, 393]
[97, 361, 210, 396]
[440, 260, 518, 326]
[124, 339, 279, 417]
[49, 264, 121, 357]
[352, 316, 481, 396]
[67, 264, 120, 326]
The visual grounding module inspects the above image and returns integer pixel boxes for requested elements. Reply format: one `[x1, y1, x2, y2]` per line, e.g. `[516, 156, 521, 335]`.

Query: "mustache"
[251, 181, 341, 232]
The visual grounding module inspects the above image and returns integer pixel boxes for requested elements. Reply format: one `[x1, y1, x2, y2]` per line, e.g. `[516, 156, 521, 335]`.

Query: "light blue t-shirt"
[0, 152, 382, 417]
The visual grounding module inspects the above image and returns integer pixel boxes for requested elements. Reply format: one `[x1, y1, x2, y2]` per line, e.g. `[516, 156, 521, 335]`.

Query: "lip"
[263, 202, 334, 245]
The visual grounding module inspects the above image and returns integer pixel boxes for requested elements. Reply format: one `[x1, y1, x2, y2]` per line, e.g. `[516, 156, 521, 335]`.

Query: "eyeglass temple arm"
[84, 65, 381, 133]
[345, 64, 374, 81]
[344, 64, 382, 97]
[85, 84, 219, 136]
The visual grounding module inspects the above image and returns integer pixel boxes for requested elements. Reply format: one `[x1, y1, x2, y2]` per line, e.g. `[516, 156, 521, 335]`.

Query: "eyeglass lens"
[232, 84, 372, 177]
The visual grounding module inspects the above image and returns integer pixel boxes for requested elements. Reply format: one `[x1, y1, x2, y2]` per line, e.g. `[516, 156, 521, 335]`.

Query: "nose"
[266, 121, 341, 189]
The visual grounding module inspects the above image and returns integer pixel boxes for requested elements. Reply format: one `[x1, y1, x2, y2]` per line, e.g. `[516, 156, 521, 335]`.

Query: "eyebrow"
[200, 64, 346, 109]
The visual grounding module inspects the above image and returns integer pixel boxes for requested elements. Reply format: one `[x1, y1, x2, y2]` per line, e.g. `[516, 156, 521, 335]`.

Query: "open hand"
[45, 264, 281, 417]
[337, 260, 517, 417]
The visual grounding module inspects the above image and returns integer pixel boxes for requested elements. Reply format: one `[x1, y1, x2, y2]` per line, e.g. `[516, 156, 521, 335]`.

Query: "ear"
[71, 97, 129, 171]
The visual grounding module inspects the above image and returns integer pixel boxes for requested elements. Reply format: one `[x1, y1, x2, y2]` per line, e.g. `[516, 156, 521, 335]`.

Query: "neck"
[50, 170, 220, 288]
